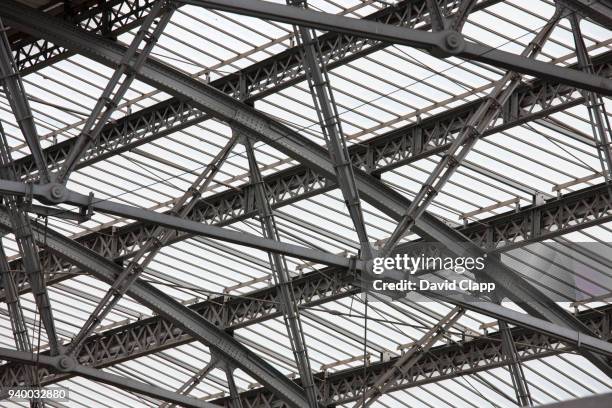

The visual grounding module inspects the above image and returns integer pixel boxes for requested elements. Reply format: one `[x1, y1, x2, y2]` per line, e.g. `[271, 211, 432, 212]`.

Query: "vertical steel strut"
[65, 132, 239, 355]
[160, 355, 220, 408]
[243, 134, 319, 408]
[222, 362, 245, 408]
[55, 0, 173, 184]
[380, 7, 564, 257]
[499, 320, 533, 406]
[0, 244, 33, 354]
[163, 351, 244, 408]
[0, 242, 45, 407]
[287, 0, 373, 260]
[425, 0, 445, 31]
[569, 13, 612, 182]
[0, 19, 49, 183]
[0, 122, 60, 357]
[0, 13, 59, 369]
[484, 267, 533, 407]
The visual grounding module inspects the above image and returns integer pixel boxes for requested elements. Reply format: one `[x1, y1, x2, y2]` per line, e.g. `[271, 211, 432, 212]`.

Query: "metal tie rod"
[0, 179, 366, 271]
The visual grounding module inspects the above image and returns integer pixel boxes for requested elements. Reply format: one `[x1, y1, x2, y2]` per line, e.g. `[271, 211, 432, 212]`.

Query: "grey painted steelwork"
[245, 133, 319, 408]
[0, 0, 608, 376]
[569, 14, 612, 182]
[10, 0, 502, 181]
[224, 364, 244, 408]
[287, 0, 373, 260]
[64, 132, 239, 355]
[2, 300, 611, 406]
[3, 170, 612, 381]
[4, 48, 605, 298]
[0, 243, 33, 362]
[0, 242, 43, 407]
[2, 180, 612, 358]
[449, 0, 477, 32]
[0, 125, 60, 357]
[10, 0, 160, 74]
[3, 48, 608, 287]
[183, 0, 612, 95]
[0, 347, 217, 408]
[556, 0, 612, 28]
[11, 44, 607, 183]
[499, 320, 533, 406]
[0, 179, 365, 271]
[161, 356, 220, 408]
[0, 0, 610, 404]
[59, 2, 181, 355]
[0, 183, 601, 396]
[425, 0, 445, 32]
[0, 18, 49, 183]
[9, 0, 502, 79]
[0, 210, 312, 408]
[55, 0, 173, 184]
[212, 305, 612, 407]
[379, 8, 562, 256]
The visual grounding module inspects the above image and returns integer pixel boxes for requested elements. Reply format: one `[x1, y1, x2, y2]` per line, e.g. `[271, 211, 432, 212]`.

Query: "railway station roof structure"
[1, 0, 612, 407]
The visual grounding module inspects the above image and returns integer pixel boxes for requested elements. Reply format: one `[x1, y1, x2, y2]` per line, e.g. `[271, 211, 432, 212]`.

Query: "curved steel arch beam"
[0, 209, 311, 408]
[1, 0, 610, 376]
[4, 208, 612, 368]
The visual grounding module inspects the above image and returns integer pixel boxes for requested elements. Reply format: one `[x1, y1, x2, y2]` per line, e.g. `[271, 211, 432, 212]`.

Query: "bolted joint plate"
[430, 31, 466, 58]
[38, 183, 68, 205]
[54, 355, 77, 372]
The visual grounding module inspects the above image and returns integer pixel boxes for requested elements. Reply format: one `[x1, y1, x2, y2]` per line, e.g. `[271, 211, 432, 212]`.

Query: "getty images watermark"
[363, 242, 609, 302]
[365, 251, 496, 295]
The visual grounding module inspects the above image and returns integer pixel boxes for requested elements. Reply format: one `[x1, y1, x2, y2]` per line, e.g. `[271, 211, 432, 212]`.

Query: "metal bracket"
[24, 181, 33, 206]
[79, 191, 95, 222]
